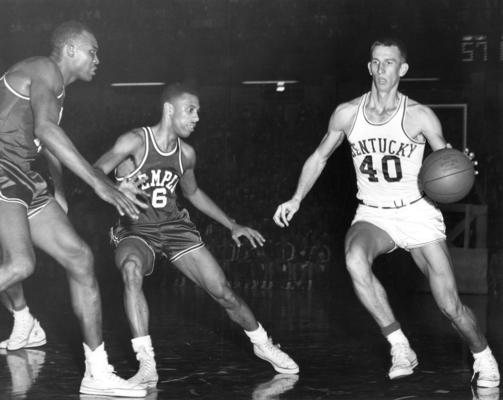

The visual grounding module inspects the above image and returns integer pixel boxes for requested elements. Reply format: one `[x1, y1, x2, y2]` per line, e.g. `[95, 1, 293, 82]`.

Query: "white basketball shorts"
[351, 197, 446, 251]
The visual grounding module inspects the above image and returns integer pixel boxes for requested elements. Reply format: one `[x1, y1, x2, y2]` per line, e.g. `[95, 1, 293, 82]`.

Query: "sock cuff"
[381, 321, 401, 337]
[131, 335, 153, 353]
[13, 306, 31, 319]
[83, 342, 106, 359]
[245, 322, 268, 344]
[473, 346, 492, 359]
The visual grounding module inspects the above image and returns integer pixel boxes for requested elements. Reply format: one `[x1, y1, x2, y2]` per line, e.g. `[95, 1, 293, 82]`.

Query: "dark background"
[1, 0, 502, 280]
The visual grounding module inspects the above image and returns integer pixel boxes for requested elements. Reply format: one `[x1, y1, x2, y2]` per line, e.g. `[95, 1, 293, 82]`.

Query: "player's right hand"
[93, 169, 141, 219]
[273, 198, 300, 228]
[118, 175, 150, 209]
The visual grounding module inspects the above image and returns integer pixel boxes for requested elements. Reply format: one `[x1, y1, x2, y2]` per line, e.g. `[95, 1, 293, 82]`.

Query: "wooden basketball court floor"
[0, 259, 501, 400]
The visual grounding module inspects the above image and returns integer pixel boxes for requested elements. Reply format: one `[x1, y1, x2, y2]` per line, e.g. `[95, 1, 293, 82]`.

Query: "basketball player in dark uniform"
[0, 21, 146, 397]
[94, 82, 299, 387]
[273, 38, 499, 389]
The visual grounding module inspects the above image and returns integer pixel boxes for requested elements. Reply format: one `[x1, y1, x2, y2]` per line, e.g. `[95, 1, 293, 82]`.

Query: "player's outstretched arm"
[180, 146, 265, 248]
[93, 130, 149, 209]
[273, 104, 349, 228]
[30, 63, 141, 219]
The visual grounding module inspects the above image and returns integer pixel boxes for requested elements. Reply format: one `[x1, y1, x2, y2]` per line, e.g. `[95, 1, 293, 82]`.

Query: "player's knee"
[121, 257, 144, 290]
[345, 247, 370, 279]
[4, 255, 35, 282]
[214, 282, 239, 308]
[438, 295, 464, 320]
[66, 243, 94, 273]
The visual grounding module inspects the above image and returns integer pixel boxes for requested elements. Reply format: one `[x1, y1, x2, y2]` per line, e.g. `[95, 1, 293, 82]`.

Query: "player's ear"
[367, 62, 372, 75]
[64, 43, 75, 58]
[163, 101, 174, 116]
[399, 62, 409, 77]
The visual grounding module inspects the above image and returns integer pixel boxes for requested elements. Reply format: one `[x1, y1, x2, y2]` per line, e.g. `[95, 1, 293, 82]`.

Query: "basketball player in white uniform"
[273, 38, 499, 388]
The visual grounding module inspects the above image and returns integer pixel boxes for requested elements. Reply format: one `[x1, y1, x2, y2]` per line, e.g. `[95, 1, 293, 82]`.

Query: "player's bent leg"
[173, 247, 299, 374]
[115, 239, 158, 388]
[0, 202, 36, 293]
[411, 242, 499, 388]
[115, 238, 153, 338]
[29, 202, 146, 397]
[345, 222, 417, 379]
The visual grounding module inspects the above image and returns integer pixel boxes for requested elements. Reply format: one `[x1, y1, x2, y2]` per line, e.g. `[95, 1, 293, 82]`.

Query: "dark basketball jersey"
[116, 126, 185, 224]
[0, 74, 64, 172]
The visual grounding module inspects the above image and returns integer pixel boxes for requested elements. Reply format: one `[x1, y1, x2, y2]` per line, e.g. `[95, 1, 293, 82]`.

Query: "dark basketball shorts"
[0, 159, 52, 218]
[110, 209, 205, 275]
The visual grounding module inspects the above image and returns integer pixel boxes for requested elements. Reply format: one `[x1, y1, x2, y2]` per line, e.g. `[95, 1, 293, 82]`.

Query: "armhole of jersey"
[401, 96, 426, 144]
[178, 138, 184, 175]
[346, 93, 366, 139]
[2, 74, 30, 100]
[115, 127, 150, 181]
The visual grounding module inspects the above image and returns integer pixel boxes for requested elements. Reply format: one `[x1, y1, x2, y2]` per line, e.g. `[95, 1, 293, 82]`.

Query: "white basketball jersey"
[347, 92, 425, 205]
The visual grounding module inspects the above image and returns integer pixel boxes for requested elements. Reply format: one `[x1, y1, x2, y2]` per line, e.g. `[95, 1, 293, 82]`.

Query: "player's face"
[170, 94, 200, 138]
[367, 45, 408, 91]
[71, 31, 99, 82]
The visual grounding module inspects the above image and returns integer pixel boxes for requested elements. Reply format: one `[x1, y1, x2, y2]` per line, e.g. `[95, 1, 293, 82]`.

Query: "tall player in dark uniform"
[94, 82, 299, 387]
[0, 21, 146, 397]
[273, 38, 499, 389]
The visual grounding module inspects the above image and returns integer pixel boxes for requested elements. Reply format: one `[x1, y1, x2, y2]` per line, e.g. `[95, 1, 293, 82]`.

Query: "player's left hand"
[118, 175, 150, 209]
[230, 224, 266, 248]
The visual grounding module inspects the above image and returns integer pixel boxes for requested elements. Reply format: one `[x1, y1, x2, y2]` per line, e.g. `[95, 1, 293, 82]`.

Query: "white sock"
[244, 323, 268, 345]
[473, 346, 492, 359]
[386, 329, 409, 347]
[131, 335, 155, 358]
[13, 306, 31, 320]
[83, 342, 109, 371]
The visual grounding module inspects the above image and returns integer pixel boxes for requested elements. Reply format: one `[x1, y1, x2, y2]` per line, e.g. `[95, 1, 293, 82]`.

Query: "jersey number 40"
[359, 155, 403, 182]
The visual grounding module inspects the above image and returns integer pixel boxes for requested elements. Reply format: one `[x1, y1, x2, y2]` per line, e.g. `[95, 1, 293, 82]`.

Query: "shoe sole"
[7, 337, 47, 351]
[254, 350, 300, 374]
[129, 378, 158, 389]
[476, 378, 500, 388]
[80, 385, 147, 398]
[389, 358, 419, 380]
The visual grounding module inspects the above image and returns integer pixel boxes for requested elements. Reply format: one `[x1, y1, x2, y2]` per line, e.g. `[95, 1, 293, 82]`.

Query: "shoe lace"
[261, 339, 292, 364]
[100, 364, 130, 383]
[390, 343, 410, 366]
[10, 316, 33, 341]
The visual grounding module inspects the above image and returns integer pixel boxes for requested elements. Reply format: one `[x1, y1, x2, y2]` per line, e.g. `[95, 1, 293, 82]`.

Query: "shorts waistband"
[358, 195, 424, 209]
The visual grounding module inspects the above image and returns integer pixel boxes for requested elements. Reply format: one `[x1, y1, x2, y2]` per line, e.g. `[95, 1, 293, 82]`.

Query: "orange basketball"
[418, 148, 475, 204]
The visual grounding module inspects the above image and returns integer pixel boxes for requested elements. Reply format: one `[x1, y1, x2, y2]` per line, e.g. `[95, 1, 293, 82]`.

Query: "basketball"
[418, 148, 475, 204]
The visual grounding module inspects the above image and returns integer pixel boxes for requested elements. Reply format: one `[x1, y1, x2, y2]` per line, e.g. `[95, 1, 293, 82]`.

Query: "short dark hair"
[160, 82, 199, 107]
[51, 20, 93, 52]
[370, 37, 407, 62]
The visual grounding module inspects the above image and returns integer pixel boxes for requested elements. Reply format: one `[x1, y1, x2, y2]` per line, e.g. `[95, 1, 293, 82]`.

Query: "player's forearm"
[292, 152, 326, 202]
[186, 188, 237, 230]
[36, 124, 101, 188]
[45, 150, 65, 194]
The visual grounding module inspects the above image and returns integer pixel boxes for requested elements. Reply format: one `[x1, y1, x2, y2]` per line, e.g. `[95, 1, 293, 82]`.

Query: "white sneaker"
[0, 318, 47, 351]
[473, 352, 500, 388]
[128, 353, 159, 388]
[80, 363, 147, 397]
[388, 343, 418, 379]
[253, 338, 299, 374]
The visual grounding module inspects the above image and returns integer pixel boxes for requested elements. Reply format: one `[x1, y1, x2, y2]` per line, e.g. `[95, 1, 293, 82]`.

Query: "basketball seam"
[421, 167, 474, 183]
